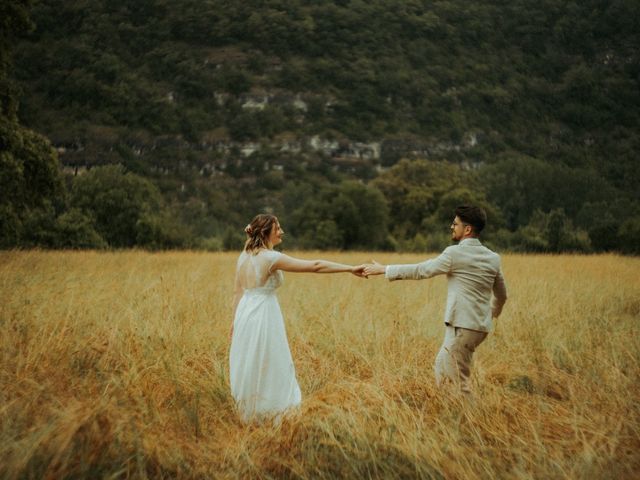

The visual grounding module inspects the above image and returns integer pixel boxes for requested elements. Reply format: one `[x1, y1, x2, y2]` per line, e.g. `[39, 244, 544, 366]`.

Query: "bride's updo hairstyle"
[244, 214, 278, 253]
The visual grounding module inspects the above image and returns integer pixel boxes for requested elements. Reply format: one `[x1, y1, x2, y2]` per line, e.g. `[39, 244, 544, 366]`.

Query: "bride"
[229, 213, 365, 422]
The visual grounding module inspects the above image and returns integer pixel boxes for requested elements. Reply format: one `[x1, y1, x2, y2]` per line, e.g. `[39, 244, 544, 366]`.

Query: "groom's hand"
[363, 261, 386, 277]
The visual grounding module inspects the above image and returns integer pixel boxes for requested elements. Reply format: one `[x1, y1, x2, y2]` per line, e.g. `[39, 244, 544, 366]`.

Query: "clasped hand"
[351, 260, 386, 278]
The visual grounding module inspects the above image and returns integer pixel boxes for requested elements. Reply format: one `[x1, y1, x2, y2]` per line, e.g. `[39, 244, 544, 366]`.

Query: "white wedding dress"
[229, 249, 302, 422]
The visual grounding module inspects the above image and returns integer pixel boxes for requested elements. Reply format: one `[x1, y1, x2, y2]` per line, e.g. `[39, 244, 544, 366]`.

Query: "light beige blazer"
[385, 238, 507, 332]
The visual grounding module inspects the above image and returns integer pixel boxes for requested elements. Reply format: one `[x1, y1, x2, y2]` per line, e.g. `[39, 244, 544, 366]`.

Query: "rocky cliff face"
[56, 132, 481, 171]
[54, 89, 481, 174]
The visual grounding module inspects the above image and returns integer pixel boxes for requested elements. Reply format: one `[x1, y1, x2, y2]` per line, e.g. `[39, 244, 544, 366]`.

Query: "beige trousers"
[434, 325, 487, 394]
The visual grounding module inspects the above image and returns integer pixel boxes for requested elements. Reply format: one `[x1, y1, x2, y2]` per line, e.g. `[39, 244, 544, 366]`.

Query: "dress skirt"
[229, 288, 301, 422]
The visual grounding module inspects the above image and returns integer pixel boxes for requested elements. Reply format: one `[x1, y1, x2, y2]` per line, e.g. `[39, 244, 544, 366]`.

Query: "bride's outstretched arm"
[272, 254, 366, 277]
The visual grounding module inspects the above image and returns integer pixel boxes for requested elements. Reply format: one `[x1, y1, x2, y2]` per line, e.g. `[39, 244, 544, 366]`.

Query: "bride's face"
[268, 221, 284, 247]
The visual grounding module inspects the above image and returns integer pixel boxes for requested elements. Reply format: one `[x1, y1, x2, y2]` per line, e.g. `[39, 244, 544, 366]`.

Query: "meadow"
[0, 250, 639, 479]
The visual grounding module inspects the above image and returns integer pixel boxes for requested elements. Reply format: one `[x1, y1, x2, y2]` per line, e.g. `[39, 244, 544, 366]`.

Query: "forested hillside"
[3, 0, 640, 252]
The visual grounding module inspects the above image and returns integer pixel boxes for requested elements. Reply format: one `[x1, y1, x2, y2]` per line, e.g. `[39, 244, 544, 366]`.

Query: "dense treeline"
[1, 0, 639, 252]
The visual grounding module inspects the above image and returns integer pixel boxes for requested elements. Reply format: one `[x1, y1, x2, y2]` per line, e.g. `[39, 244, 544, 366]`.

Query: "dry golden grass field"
[1, 250, 639, 479]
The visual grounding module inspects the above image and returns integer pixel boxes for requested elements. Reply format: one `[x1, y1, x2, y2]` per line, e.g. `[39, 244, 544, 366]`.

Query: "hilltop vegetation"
[2, 0, 640, 251]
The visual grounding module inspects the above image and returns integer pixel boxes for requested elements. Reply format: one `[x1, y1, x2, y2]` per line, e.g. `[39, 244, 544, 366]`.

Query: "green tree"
[52, 208, 107, 249]
[618, 217, 640, 255]
[6, 0, 639, 254]
[373, 159, 471, 240]
[0, 0, 68, 248]
[222, 225, 245, 251]
[480, 155, 614, 230]
[70, 164, 181, 248]
[575, 199, 640, 252]
[513, 209, 591, 253]
[289, 181, 389, 250]
[332, 181, 389, 249]
[1, 0, 34, 120]
[0, 118, 65, 247]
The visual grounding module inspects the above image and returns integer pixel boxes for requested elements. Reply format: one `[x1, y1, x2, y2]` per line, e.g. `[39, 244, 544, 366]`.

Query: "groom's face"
[450, 216, 468, 241]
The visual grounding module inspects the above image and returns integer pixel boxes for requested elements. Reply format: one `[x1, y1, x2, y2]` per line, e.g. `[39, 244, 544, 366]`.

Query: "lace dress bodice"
[236, 250, 283, 292]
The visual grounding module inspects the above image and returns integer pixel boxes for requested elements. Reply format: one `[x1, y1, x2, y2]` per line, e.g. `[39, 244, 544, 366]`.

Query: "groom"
[363, 205, 507, 394]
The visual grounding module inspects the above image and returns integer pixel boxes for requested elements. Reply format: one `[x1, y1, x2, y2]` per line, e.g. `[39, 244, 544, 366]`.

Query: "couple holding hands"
[230, 206, 507, 422]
